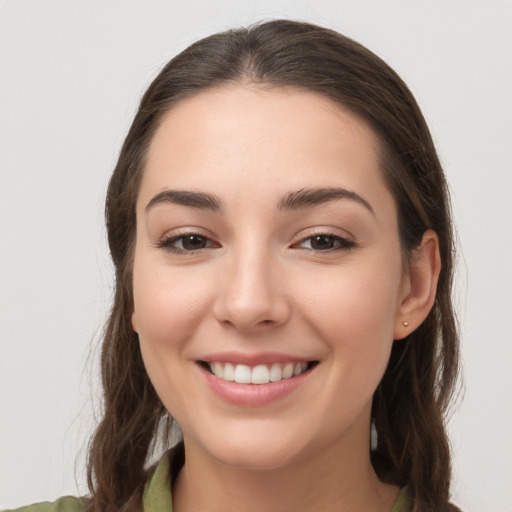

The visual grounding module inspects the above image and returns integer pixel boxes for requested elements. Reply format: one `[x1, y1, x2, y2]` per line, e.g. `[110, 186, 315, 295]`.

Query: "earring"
[371, 421, 378, 451]
[403, 321, 409, 327]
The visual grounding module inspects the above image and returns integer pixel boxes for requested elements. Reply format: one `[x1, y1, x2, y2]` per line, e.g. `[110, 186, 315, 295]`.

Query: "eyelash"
[293, 233, 356, 253]
[155, 233, 217, 254]
[156, 232, 355, 255]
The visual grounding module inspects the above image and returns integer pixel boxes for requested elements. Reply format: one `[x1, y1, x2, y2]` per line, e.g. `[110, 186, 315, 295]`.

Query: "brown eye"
[309, 235, 338, 250]
[297, 234, 355, 252]
[157, 233, 218, 253]
[179, 235, 209, 251]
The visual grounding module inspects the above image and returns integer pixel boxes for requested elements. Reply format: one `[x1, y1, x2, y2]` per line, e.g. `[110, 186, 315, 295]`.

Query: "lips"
[206, 361, 311, 384]
[196, 354, 318, 406]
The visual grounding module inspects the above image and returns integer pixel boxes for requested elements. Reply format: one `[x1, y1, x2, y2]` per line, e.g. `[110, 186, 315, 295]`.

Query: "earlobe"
[394, 230, 441, 340]
[131, 310, 139, 333]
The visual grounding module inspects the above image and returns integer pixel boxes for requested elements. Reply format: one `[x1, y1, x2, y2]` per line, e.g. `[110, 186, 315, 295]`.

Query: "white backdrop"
[1, 1, 511, 510]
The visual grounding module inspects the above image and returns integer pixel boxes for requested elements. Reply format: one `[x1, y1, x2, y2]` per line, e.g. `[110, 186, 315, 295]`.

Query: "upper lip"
[197, 351, 316, 366]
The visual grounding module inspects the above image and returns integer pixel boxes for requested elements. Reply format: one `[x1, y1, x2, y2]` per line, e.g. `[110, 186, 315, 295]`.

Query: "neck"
[172, 429, 399, 512]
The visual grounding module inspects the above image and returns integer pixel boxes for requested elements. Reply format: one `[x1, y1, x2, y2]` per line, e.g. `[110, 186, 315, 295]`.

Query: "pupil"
[311, 235, 335, 250]
[182, 235, 206, 250]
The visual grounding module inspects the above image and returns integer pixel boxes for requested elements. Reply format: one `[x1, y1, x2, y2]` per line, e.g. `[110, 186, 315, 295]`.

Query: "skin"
[131, 86, 440, 512]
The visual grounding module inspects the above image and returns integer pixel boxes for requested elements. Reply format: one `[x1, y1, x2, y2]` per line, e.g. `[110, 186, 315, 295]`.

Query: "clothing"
[3, 445, 410, 512]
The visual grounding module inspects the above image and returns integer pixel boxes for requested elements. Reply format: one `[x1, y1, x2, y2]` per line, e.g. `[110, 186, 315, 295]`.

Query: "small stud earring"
[403, 321, 409, 327]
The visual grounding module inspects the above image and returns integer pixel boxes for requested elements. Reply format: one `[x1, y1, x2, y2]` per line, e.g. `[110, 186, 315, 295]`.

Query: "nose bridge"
[214, 238, 289, 331]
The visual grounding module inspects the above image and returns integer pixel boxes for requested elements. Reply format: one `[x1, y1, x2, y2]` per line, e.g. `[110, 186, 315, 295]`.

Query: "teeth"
[223, 362, 235, 381]
[293, 362, 308, 376]
[251, 365, 270, 384]
[282, 363, 294, 379]
[208, 361, 311, 384]
[269, 363, 282, 381]
[213, 362, 223, 379]
[234, 364, 252, 384]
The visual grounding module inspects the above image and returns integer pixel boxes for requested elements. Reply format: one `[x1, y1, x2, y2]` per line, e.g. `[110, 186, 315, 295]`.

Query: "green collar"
[142, 452, 174, 512]
[390, 486, 410, 512]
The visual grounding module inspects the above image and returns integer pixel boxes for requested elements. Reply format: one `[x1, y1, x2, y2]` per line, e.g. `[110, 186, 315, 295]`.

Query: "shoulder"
[389, 487, 462, 512]
[2, 446, 183, 512]
[2, 496, 86, 512]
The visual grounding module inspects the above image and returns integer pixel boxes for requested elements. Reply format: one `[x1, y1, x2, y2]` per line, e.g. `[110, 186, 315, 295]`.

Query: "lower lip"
[200, 365, 313, 406]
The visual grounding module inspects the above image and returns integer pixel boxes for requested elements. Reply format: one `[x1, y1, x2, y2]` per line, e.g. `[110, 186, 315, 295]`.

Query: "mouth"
[199, 360, 319, 385]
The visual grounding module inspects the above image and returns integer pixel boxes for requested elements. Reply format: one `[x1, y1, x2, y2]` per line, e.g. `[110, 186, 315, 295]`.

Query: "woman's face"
[132, 86, 409, 469]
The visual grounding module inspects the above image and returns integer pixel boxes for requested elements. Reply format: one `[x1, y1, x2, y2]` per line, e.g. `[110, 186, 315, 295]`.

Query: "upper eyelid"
[292, 226, 355, 242]
[157, 226, 215, 240]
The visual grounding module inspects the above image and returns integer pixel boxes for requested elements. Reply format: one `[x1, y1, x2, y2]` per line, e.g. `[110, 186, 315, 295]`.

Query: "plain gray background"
[1, 1, 511, 510]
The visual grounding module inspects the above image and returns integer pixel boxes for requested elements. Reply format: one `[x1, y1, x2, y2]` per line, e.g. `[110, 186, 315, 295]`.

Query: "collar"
[141, 443, 185, 512]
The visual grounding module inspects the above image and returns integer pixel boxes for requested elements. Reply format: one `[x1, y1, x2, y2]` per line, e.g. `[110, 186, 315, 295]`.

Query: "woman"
[9, 19, 460, 512]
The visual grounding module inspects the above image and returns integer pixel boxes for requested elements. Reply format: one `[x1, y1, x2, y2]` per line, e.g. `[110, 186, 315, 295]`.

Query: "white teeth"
[269, 363, 282, 381]
[293, 362, 308, 376]
[282, 363, 294, 379]
[208, 361, 311, 384]
[251, 365, 270, 384]
[234, 364, 252, 384]
[213, 362, 223, 379]
[223, 362, 235, 381]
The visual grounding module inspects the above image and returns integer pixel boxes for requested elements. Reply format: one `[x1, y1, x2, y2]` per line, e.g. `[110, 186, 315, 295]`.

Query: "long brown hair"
[87, 20, 460, 511]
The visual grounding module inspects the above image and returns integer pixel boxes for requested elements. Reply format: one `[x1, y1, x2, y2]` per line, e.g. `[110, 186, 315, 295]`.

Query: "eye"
[157, 233, 218, 253]
[295, 234, 355, 252]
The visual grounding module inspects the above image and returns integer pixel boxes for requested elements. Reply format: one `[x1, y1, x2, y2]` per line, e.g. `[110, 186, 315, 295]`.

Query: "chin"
[188, 422, 314, 471]
[214, 443, 302, 471]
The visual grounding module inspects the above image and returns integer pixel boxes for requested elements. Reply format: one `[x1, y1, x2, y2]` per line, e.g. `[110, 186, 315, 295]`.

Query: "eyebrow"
[278, 187, 375, 215]
[146, 189, 222, 212]
[145, 186, 374, 216]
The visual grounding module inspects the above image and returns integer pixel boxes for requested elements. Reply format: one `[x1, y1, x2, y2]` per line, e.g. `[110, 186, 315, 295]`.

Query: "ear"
[394, 230, 441, 340]
[131, 310, 139, 333]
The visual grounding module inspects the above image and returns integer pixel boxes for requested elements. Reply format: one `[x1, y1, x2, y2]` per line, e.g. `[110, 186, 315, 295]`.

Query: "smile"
[205, 361, 315, 384]
[198, 357, 318, 406]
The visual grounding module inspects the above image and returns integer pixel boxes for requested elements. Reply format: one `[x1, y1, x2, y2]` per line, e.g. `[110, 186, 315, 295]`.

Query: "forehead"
[140, 86, 392, 216]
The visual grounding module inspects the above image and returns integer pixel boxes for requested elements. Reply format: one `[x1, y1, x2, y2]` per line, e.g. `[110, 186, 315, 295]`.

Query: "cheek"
[301, 262, 399, 328]
[131, 261, 216, 420]
[295, 260, 402, 373]
[131, 258, 214, 402]
[133, 264, 211, 347]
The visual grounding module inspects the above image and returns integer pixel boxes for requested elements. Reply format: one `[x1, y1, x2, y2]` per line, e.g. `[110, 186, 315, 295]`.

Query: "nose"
[212, 247, 290, 333]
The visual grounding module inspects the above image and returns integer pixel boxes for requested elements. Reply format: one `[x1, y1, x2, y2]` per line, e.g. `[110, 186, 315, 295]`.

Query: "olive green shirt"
[3, 450, 410, 512]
